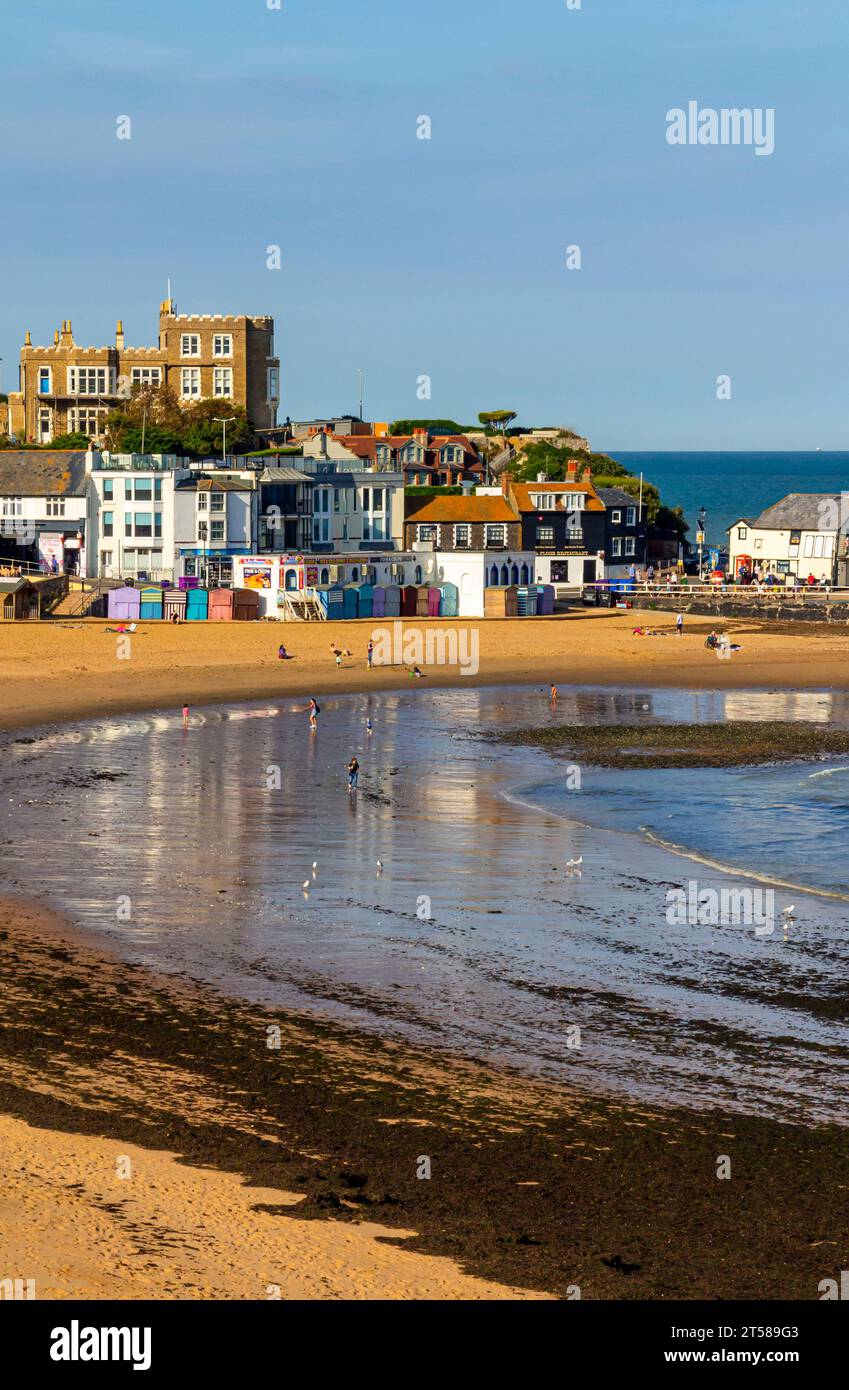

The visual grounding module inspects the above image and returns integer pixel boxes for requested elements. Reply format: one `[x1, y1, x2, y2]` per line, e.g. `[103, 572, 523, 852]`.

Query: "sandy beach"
[2, 897, 848, 1302]
[3, 615, 849, 1301]
[1, 608, 849, 732]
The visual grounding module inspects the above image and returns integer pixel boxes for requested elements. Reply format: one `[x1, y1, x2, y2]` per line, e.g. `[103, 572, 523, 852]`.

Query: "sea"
[609, 453, 849, 549]
[4, 684, 849, 1128]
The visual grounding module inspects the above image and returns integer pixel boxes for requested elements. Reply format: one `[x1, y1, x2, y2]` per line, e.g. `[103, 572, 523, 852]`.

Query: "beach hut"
[107, 586, 140, 622]
[402, 585, 418, 617]
[163, 588, 187, 622]
[415, 585, 430, 617]
[372, 586, 386, 619]
[326, 584, 345, 620]
[484, 586, 519, 618]
[139, 584, 164, 620]
[342, 583, 359, 619]
[517, 586, 538, 617]
[440, 582, 459, 618]
[385, 584, 402, 618]
[232, 587, 260, 621]
[208, 588, 235, 621]
[0, 578, 40, 621]
[535, 583, 555, 616]
[357, 583, 374, 619]
[427, 586, 442, 617]
[312, 586, 330, 618]
[186, 587, 209, 621]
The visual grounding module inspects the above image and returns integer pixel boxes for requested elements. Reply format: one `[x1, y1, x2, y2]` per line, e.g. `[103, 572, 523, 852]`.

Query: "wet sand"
[2, 609, 849, 732]
[2, 898, 848, 1301]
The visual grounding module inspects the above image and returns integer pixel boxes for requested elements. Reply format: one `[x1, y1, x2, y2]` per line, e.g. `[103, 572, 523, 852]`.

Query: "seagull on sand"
[302, 879, 311, 890]
[566, 856, 583, 871]
[376, 859, 383, 875]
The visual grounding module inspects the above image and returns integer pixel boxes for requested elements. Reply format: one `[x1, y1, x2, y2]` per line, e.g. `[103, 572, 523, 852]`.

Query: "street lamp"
[213, 415, 235, 470]
[697, 506, 706, 579]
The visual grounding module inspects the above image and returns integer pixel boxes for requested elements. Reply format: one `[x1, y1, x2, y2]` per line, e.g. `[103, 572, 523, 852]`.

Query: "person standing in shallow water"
[308, 697, 320, 731]
[182, 703, 189, 729]
[347, 756, 359, 791]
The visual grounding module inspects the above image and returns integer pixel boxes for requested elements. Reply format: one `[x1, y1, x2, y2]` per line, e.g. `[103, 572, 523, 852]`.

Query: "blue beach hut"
[186, 587, 209, 621]
[357, 583, 374, 619]
[440, 582, 458, 618]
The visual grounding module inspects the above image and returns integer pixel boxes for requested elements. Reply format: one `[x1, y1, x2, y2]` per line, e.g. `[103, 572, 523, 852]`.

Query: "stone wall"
[633, 593, 849, 624]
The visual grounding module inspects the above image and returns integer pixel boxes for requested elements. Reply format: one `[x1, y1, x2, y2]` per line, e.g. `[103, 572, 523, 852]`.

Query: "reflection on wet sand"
[2, 684, 849, 1126]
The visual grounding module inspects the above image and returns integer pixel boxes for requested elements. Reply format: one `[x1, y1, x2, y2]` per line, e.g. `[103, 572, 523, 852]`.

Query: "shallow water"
[3, 684, 849, 1126]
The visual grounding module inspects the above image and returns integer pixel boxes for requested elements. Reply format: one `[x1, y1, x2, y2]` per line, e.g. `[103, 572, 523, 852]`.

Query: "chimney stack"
[582, 466, 592, 484]
[567, 458, 578, 477]
[116, 319, 125, 350]
[24, 330, 31, 346]
[500, 470, 513, 497]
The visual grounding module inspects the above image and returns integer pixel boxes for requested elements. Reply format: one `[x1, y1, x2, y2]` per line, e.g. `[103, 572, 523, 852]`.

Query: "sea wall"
[632, 593, 849, 624]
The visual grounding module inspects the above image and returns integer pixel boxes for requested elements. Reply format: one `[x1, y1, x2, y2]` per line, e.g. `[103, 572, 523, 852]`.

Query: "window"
[485, 524, 506, 547]
[537, 525, 555, 545]
[210, 493, 225, 512]
[416, 524, 438, 544]
[213, 367, 233, 398]
[625, 537, 636, 556]
[103, 479, 113, 500]
[69, 408, 105, 437]
[124, 479, 133, 501]
[102, 511, 114, 538]
[531, 494, 555, 510]
[1, 497, 22, 517]
[134, 512, 153, 538]
[737, 527, 748, 540]
[612, 537, 622, 557]
[565, 494, 585, 511]
[803, 535, 814, 558]
[610, 510, 621, 524]
[46, 498, 65, 517]
[133, 479, 152, 501]
[181, 334, 200, 357]
[197, 520, 208, 542]
[37, 408, 52, 442]
[313, 516, 330, 543]
[362, 486, 386, 542]
[154, 479, 162, 501]
[38, 366, 52, 394]
[267, 367, 279, 403]
[68, 366, 112, 396]
[454, 524, 471, 548]
[130, 367, 162, 387]
[213, 334, 232, 357]
[210, 519, 225, 543]
[626, 507, 637, 526]
[197, 493, 208, 510]
[181, 367, 201, 398]
[124, 512, 133, 535]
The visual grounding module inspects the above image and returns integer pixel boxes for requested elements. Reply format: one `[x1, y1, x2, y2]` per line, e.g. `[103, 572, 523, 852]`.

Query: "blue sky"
[1, 0, 846, 447]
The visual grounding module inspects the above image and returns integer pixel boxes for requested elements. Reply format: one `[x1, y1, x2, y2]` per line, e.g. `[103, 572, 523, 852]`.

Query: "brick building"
[6, 298, 280, 444]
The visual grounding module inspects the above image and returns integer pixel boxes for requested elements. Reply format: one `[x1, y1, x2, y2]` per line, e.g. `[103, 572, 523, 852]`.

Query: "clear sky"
[1, 0, 846, 448]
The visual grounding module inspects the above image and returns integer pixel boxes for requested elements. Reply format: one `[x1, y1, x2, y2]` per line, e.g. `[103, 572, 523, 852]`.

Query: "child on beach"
[182, 704, 189, 728]
[676, 613, 684, 636]
[278, 644, 292, 660]
[347, 756, 359, 791]
[549, 683, 558, 702]
[308, 698, 320, 731]
[367, 640, 374, 670]
[408, 666, 426, 678]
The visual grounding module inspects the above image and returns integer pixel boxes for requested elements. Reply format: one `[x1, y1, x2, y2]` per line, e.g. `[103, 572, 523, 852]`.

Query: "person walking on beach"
[182, 703, 190, 729]
[308, 697, 320, 731]
[366, 717, 373, 736]
[367, 639, 374, 670]
[347, 756, 359, 791]
[549, 683, 558, 703]
[676, 612, 684, 637]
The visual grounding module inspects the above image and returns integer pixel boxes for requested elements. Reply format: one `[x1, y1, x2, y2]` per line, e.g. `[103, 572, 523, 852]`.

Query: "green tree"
[388, 419, 466, 436]
[181, 399, 252, 458]
[46, 432, 92, 450]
